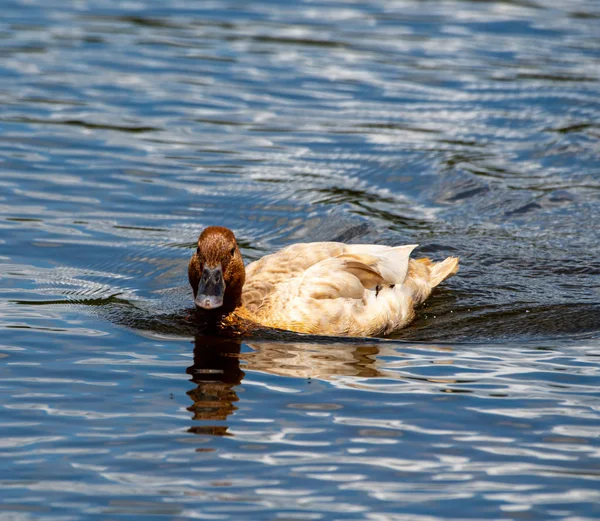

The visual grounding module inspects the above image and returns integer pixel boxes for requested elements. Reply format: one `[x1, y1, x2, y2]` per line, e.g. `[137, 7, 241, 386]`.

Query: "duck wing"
[297, 244, 418, 300]
[243, 242, 346, 311]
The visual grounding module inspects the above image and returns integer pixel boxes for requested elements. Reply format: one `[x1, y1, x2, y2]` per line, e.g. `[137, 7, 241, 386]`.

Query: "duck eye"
[196, 247, 200, 254]
[230, 247, 235, 257]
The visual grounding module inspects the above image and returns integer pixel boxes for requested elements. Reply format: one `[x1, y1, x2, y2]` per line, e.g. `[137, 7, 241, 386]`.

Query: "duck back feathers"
[239, 242, 457, 336]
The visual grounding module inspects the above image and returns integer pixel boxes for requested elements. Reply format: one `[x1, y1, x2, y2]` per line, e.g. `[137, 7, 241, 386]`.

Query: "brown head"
[188, 226, 245, 312]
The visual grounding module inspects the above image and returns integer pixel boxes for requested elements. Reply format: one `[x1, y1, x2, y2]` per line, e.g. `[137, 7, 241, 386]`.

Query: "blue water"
[1, 0, 600, 519]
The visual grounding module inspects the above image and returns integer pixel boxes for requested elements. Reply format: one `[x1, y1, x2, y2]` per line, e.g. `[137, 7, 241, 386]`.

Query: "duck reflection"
[186, 335, 244, 436]
[244, 340, 384, 380]
[185, 334, 393, 436]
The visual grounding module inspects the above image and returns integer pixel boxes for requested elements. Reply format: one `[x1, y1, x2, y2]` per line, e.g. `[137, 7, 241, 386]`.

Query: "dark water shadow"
[13, 288, 600, 344]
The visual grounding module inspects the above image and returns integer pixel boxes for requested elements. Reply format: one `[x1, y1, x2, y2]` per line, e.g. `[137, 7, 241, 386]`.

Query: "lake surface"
[1, 0, 600, 519]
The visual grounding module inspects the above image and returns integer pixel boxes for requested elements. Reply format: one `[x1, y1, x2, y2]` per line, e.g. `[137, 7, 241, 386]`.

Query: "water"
[1, 0, 600, 519]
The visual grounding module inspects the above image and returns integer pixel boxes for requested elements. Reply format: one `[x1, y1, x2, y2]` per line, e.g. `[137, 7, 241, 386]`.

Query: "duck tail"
[417, 256, 459, 288]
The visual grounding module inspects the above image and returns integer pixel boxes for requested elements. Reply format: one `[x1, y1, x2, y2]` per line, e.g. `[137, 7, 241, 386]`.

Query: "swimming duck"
[188, 226, 459, 337]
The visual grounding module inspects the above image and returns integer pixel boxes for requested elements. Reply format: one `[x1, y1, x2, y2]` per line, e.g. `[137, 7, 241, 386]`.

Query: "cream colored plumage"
[238, 241, 458, 337]
[189, 227, 459, 337]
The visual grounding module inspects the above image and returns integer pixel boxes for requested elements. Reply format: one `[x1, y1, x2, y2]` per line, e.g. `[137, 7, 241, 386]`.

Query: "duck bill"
[195, 266, 226, 310]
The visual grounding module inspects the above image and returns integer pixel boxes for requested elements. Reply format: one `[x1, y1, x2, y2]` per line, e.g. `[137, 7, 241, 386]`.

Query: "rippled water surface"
[1, 0, 600, 519]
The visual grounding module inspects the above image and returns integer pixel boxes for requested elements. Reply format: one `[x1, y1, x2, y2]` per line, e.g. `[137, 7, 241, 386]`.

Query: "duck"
[188, 226, 459, 337]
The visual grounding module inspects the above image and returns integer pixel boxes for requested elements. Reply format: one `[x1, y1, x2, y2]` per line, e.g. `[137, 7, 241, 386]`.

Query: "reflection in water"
[186, 335, 456, 437]
[186, 336, 244, 436]
[244, 341, 383, 380]
[185, 335, 388, 437]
